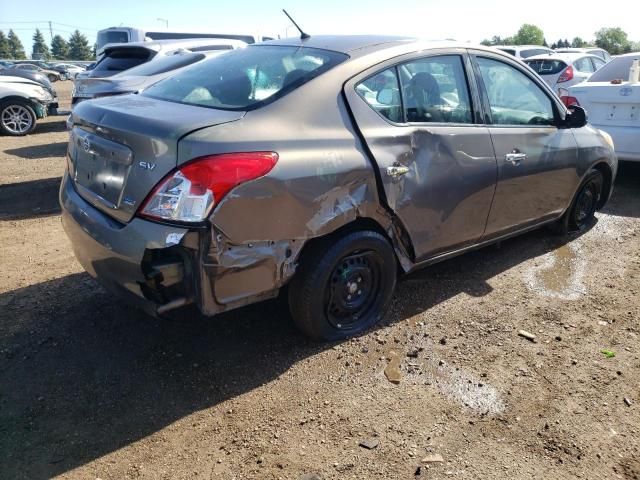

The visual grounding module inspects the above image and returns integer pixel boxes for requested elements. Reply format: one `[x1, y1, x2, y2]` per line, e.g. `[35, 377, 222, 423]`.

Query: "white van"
[96, 27, 273, 58]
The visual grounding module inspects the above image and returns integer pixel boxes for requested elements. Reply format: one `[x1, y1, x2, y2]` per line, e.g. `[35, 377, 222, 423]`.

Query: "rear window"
[520, 49, 551, 59]
[142, 45, 348, 110]
[93, 48, 154, 73]
[97, 31, 130, 48]
[112, 52, 205, 77]
[588, 56, 638, 82]
[525, 59, 567, 75]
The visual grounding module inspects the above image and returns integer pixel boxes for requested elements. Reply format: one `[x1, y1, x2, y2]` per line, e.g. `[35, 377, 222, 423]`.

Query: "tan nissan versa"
[60, 36, 617, 340]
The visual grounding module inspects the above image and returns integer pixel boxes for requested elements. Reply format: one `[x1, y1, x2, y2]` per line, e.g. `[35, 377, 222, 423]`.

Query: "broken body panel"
[60, 37, 617, 319]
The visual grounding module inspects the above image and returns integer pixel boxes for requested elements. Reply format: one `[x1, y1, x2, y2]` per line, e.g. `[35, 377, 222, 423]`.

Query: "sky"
[1, 0, 637, 55]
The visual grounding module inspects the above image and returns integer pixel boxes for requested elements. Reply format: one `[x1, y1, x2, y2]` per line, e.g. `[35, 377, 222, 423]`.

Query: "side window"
[575, 57, 595, 73]
[398, 55, 472, 124]
[477, 57, 555, 126]
[355, 67, 402, 123]
[592, 57, 606, 70]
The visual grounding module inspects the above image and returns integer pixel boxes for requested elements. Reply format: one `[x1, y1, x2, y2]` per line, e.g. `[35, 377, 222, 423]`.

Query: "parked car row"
[60, 36, 618, 340]
[0, 60, 88, 81]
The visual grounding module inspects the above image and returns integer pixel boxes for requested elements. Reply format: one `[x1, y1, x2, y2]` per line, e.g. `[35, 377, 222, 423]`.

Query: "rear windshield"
[93, 48, 154, 74]
[112, 52, 205, 77]
[520, 49, 551, 59]
[525, 59, 567, 75]
[588, 56, 639, 82]
[142, 45, 348, 110]
[97, 31, 130, 49]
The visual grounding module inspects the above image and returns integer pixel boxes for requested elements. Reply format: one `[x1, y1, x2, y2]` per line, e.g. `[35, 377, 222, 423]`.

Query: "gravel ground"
[1, 81, 639, 480]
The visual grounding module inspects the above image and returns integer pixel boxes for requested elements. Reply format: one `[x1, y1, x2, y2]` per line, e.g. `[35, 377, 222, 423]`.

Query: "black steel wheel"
[289, 230, 397, 341]
[568, 170, 603, 231]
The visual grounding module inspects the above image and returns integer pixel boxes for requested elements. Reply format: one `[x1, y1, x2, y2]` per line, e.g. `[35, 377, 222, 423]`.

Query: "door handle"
[505, 151, 526, 165]
[386, 165, 410, 178]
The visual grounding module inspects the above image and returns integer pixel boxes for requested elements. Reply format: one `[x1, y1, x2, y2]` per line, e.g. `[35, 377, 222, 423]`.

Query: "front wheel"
[0, 100, 37, 136]
[552, 169, 604, 234]
[48, 74, 58, 82]
[288, 230, 397, 341]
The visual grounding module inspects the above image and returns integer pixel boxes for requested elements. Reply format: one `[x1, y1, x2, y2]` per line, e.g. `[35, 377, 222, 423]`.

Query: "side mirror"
[565, 105, 587, 128]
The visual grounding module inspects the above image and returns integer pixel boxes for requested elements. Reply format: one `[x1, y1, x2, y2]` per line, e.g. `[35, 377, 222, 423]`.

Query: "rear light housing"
[139, 152, 278, 223]
[558, 65, 574, 83]
[560, 95, 580, 107]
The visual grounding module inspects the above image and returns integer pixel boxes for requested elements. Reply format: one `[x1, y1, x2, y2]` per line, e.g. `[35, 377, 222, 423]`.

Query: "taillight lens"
[139, 152, 278, 222]
[558, 65, 574, 83]
[560, 95, 580, 107]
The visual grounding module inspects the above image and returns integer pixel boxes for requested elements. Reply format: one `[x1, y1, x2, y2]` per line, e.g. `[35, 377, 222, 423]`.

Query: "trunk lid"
[74, 76, 148, 98]
[68, 94, 245, 223]
[570, 82, 640, 127]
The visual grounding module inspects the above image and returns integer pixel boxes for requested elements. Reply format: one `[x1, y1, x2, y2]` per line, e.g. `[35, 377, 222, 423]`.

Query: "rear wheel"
[47, 73, 58, 82]
[0, 100, 37, 136]
[288, 230, 397, 341]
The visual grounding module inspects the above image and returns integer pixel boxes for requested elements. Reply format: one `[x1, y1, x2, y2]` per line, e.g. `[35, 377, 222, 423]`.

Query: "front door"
[344, 52, 497, 260]
[471, 54, 579, 238]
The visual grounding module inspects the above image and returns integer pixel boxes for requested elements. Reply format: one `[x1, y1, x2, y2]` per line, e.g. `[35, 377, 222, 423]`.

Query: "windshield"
[143, 45, 348, 110]
[97, 30, 130, 51]
[525, 59, 567, 75]
[112, 52, 205, 77]
[93, 48, 153, 74]
[588, 56, 639, 82]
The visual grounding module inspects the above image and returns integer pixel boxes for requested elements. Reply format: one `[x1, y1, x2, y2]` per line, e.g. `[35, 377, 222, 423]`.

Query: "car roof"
[494, 45, 551, 50]
[103, 37, 247, 54]
[259, 35, 505, 60]
[525, 52, 600, 62]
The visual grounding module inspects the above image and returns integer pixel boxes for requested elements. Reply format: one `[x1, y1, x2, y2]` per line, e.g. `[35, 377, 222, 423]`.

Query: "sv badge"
[138, 161, 156, 171]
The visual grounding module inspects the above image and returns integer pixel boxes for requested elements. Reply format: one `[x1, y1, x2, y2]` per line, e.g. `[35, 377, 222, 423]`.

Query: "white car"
[494, 45, 554, 59]
[0, 76, 54, 136]
[566, 53, 640, 162]
[53, 63, 85, 78]
[555, 47, 612, 63]
[524, 53, 607, 95]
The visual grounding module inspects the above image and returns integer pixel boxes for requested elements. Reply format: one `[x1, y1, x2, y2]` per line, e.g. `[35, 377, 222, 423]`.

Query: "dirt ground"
[1, 81, 639, 480]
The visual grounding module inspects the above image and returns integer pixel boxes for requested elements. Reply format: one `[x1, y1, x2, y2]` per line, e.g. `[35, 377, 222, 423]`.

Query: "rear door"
[471, 52, 579, 237]
[344, 49, 497, 260]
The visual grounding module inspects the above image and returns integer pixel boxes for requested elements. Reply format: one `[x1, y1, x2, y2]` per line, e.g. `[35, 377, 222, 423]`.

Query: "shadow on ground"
[0, 177, 61, 220]
[0, 226, 581, 479]
[4, 142, 67, 160]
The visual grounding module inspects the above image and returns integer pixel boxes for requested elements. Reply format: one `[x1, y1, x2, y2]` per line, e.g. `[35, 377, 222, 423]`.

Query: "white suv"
[494, 45, 554, 59]
[0, 76, 54, 136]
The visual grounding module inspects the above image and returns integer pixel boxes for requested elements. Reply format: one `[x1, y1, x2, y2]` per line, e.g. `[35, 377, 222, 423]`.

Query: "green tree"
[0, 31, 11, 58]
[31, 29, 49, 60]
[50, 34, 69, 60]
[67, 30, 92, 60]
[7, 29, 26, 59]
[571, 37, 586, 48]
[595, 27, 631, 55]
[513, 24, 544, 45]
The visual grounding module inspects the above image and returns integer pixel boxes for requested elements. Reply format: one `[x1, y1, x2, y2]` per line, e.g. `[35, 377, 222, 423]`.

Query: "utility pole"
[48, 21, 53, 42]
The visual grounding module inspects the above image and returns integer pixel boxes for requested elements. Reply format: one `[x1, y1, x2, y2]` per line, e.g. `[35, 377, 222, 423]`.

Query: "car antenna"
[282, 9, 310, 40]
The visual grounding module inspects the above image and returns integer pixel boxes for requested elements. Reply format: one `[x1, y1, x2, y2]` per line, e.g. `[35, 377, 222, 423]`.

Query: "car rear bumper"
[59, 172, 193, 315]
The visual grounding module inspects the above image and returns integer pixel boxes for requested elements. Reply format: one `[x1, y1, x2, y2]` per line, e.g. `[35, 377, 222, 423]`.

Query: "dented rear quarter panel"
[177, 61, 400, 313]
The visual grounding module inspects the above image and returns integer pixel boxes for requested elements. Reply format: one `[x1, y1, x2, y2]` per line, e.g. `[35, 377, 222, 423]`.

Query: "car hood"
[0, 75, 39, 86]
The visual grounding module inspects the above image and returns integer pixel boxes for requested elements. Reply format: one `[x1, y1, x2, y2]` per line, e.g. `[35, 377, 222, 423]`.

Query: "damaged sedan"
[60, 36, 617, 340]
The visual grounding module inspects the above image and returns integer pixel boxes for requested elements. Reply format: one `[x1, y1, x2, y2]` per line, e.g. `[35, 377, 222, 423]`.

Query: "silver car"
[60, 36, 617, 340]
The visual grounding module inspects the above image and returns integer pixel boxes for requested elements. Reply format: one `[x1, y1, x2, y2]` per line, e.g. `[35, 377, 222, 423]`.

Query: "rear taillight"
[560, 95, 580, 107]
[558, 65, 574, 83]
[139, 152, 278, 222]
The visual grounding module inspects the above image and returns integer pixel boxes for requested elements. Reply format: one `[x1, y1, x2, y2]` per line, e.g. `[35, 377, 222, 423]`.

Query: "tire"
[48, 74, 58, 82]
[288, 230, 397, 341]
[0, 100, 37, 136]
[552, 170, 604, 234]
